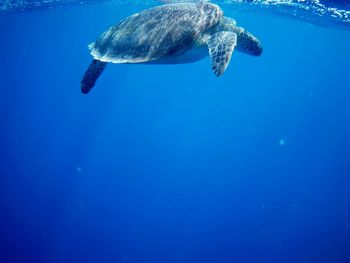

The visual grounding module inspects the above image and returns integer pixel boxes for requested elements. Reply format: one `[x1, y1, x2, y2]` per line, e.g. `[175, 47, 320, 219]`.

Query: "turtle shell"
[89, 2, 223, 63]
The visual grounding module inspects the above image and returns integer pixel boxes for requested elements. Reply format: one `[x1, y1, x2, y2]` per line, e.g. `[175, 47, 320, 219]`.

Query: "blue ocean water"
[0, 1, 350, 262]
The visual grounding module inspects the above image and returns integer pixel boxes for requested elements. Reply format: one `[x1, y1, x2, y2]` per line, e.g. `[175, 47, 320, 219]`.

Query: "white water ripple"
[1, 0, 350, 30]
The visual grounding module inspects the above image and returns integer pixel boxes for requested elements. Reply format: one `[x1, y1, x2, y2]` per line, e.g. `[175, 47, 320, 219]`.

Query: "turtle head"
[236, 27, 263, 56]
[215, 18, 263, 56]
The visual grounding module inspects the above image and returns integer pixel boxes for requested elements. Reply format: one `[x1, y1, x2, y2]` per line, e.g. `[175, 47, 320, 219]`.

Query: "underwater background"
[1, 0, 350, 262]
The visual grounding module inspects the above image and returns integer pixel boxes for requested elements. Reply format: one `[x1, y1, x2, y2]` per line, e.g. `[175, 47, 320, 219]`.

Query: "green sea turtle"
[81, 1, 262, 94]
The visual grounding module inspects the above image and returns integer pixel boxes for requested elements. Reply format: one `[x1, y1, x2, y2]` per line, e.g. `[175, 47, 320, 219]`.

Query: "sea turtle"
[81, 1, 262, 94]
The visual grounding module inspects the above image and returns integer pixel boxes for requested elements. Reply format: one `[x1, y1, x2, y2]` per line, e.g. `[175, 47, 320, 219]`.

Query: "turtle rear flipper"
[81, 59, 107, 94]
[208, 31, 237, 76]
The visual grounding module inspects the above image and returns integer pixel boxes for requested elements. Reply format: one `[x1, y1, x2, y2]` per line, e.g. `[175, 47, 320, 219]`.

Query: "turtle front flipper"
[208, 31, 237, 76]
[81, 59, 107, 94]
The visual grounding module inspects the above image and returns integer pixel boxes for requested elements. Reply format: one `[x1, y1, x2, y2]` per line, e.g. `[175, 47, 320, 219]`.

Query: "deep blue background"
[0, 3, 350, 263]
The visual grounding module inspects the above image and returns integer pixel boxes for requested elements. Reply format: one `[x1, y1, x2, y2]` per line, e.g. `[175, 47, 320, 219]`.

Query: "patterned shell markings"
[89, 2, 223, 63]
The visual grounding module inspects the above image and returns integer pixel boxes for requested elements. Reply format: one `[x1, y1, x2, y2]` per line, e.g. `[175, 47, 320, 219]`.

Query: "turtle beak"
[250, 37, 263, 56]
[255, 44, 263, 56]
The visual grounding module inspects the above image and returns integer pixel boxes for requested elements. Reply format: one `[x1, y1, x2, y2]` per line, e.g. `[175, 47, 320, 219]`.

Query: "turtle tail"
[81, 59, 107, 94]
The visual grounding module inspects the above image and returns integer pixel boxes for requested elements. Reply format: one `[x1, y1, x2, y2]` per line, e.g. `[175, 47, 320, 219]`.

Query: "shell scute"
[90, 3, 223, 63]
